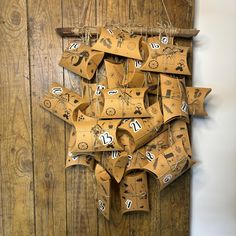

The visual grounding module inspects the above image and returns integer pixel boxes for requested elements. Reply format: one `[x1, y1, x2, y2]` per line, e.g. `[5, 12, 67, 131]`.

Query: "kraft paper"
[186, 87, 212, 116]
[40, 82, 89, 125]
[92, 27, 143, 60]
[95, 164, 111, 220]
[71, 111, 123, 153]
[100, 88, 150, 118]
[160, 74, 189, 123]
[98, 151, 128, 183]
[143, 139, 194, 190]
[59, 41, 104, 80]
[120, 171, 149, 214]
[140, 36, 191, 75]
[118, 101, 164, 152]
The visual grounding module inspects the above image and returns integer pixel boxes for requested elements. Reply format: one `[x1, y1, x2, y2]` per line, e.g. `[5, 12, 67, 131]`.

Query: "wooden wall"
[0, 0, 194, 235]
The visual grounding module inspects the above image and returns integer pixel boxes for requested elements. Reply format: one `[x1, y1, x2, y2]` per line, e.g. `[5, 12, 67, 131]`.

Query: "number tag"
[127, 155, 133, 167]
[98, 200, 105, 211]
[99, 132, 113, 145]
[108, 90, 118, 95]
[149, 42, 160, 49]
[130, 120, 142, 133]
[51, 87, 63, 95]
[163, 174, 172, 184]
[181, 101, 188, 113]
[125, 199, 132, 209]
[134, 60, 142, 68]
[68, 42, 79, 50]
[107, 29, 113, 35]
[95, 85, 106, 96]
[111, 151, 119, 159]
[146, 151, 155, 162]
[161, 36, 168, 44]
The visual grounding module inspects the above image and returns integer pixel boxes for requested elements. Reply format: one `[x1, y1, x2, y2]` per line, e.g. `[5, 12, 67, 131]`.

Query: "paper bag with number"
[141, 36, 191, 75]
[143, 139, 194, 190]
[120, 171, 149, 214]
[160, 74, 189, 123]
[95, 164, 111, 220]
[59, 41, 104, 80]
[40, 82, 89, 124]
[118, 101, 163, 152]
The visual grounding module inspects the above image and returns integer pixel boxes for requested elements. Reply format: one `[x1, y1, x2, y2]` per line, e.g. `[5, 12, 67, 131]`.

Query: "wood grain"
[0, 0, 35, 235]
[27, 0, 66, 235]
[63, 0, 98, 235]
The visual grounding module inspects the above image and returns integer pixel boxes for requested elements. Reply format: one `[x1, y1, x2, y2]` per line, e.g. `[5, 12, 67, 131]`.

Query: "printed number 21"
[129, 120, 142, 133]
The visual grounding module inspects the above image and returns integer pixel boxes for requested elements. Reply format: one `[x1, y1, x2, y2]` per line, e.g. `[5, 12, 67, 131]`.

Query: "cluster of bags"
[41, 27, 211, 220]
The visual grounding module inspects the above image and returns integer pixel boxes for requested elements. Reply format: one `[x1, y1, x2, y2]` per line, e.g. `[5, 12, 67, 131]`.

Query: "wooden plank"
[159, 0, 194, 235]
[62, 0, 98, 235]
[96, 1, 130, 235]
[27, 0, 67, 235]
[0, 0, 35, 235]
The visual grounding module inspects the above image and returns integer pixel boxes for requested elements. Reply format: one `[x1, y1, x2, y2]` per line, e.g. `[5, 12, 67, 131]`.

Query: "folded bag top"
[92, 27, 143, 60]
[59, 41, 104, 80]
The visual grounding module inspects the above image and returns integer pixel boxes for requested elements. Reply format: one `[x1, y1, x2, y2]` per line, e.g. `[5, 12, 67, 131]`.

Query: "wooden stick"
[56, 26, 200, 38]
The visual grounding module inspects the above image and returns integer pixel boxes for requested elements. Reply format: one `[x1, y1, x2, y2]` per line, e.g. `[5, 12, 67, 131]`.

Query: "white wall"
[191, 1, 236, 236]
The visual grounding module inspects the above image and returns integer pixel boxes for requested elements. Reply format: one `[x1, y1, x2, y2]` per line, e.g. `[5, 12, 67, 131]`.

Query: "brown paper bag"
[121, 59, 145, 88]
[160, 74, 189, 123]
[125, 129, 169, 173]
[99, 88, 150, 118]
[95, 164, 111, 220]
[105, 59, 125, 88]
[143, 139, 194, 190]
[92, 27, 142, 60]
[65, 127, 95, 170]
[40, 82, 89, 124]
[169, 120, 192, 156]
[140, 36, 191, 75]
[97, 151, 128, 183]
[71, 111, 124, 153]
[186, 87, 212, 116]
[118, 101, 164, 152]
[120, 171, 149, 214]
[59, 41, 104, 80]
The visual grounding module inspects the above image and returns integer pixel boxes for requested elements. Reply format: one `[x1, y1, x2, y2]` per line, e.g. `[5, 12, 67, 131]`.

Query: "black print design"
[176, 59, 185, 72]
[134, 104, 143, 115]
[106, 107, 116, 116]
[43, 99, 51, 108]
[116, 32, 126, 48]
[95, 85, 106, 96]
[78, 142, 88, 150]
[163, 47, 184, 56]
[194, 89, 202, 98]
[148, 60, 159, 69]
[163, 104, 173, 114]
[63, 110, 70, 120]
[71, 50, 89, 66]
[100, 38, 112, 49]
